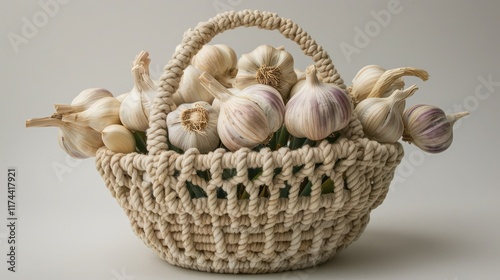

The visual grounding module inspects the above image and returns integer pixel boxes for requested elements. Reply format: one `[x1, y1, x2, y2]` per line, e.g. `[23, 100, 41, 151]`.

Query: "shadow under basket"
[95, 10, 404, 274]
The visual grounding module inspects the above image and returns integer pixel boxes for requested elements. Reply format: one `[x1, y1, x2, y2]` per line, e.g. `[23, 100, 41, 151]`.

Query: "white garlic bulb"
[101, 124, 136, 153]
[166, 102, 219, 153]
[355, 85, 418, 143]
[402, 104, 469, 153]
[26, 115, 104, 158]
[191, 44, 237, 88]
[285, 65, 352, 141]
[54, 88, 113, 114]
[172, 65, 214, 105]
[62, 96, 121, 132]
[235, 45, 297, 102]
[200, 72, 284, 151]
[119, 51, 159, 132]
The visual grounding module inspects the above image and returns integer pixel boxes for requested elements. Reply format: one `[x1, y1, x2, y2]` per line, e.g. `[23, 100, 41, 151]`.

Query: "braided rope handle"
[147, 10, 347, 155]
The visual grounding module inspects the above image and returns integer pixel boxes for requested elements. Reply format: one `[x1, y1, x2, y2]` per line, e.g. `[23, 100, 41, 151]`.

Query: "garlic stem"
[25, 116, 64, 128]
[54, 104, 85, 114]
[389, 84, 418, 106]
[368, 67, 429, 98]
[447, 111, 470, 124]
[199, 72, 234, 101]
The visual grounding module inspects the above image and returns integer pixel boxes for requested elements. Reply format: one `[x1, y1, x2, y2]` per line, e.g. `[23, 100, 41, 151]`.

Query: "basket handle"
[146, 9, 346, 155]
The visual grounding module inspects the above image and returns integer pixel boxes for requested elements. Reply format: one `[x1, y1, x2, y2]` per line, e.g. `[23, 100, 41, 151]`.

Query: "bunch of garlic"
[26, 88, 137, 157]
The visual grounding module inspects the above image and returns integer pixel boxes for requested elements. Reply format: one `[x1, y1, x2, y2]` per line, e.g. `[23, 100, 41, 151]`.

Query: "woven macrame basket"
[95, 10, 404, 274]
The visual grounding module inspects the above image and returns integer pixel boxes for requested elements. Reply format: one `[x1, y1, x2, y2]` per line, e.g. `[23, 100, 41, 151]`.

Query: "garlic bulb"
[235, 45, 297, 102]
[211, 86, 284, 132]
[200, 72, 284, 151]
[119, 51, 158, 132]
[62, 96, 121, 132]
[166, 102, 219, 153]
[285, 65, 352, 141]
[402, 104, 469, 153]
[191, 44, 237, 88]
[355, 85, 418, 143]
[26, 115, 104, 158]
[101, 124, 136, 153]
[172, 65, 214, 105]
[350, 65, 428, 104]
[54, 88, 113, 114]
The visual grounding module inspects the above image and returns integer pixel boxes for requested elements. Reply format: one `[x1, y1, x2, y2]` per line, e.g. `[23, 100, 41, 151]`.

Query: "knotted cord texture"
[95, 10, 405, 274]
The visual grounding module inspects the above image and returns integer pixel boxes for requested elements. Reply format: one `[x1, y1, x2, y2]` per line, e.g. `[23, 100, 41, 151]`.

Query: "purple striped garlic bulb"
[284, 65, 352, 141]
[402, 104, 469, 153]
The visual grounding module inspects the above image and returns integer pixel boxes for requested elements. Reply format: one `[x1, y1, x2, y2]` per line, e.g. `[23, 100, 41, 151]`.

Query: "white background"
[1, 0, 499, 279]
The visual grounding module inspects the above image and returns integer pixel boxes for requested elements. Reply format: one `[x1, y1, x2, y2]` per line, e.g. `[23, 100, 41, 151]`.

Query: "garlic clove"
[62, 96, 121, 132]
[355, 85, 418, 143]
[235, 45, 297, 102]
[101, 124, 136, 153]
[166, 101, 219, 153]
[402, 104, 469, 153]
[285, 65, 352, 141]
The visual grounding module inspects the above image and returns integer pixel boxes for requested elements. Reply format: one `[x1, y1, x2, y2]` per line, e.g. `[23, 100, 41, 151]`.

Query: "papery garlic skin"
[402, 104, 469, 153]
[355, 85, 418, 143]
[54, 88, 113, 114]
[102, 124, 136, 154]
[167, 101, 219, 153]
[62, 96, 121, 132]
[285, 65, 352, 141]
[172, 65, 214, 105]
[199, 72, 273, 151]
[191, 44, 237, 88]
[235, 45, 297, 102]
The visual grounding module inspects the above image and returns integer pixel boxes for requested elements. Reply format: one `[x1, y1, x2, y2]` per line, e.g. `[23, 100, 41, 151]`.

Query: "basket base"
[127, 209, 370, 274]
